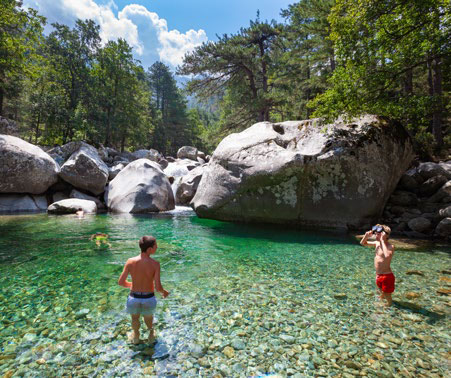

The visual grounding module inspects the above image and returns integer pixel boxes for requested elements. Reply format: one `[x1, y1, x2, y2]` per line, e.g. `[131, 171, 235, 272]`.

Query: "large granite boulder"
[59, 145, 109, 195]
[418, 175, 448, 197]
[191, 115, 414, 229]
[417, 162, 451, 180]
[0, 194, 47, 213]
[48, 198, 97, 214]
[176, 165, 204, 205]
[0, 135, 60, 194]
[407, 217, 432, 233]
[435, 217, 451, 238]
[105, 159, 174, 213]
[427, 181, 451, 203]
[177, 146, 198, 161]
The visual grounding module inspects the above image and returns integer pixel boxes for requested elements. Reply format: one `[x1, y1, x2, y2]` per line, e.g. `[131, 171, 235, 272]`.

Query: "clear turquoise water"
[0, 209, 449, 377]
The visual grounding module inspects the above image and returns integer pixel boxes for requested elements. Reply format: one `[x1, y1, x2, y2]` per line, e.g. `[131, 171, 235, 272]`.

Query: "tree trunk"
[105, 107, 111, 146]
[330, 54, 336, 72]
[34, 112, 41, 144]
[121, 133, 126, 152]
[432, 57, 443, 147]
[427, 59, 433, 96]
[0, 87, 3, 116]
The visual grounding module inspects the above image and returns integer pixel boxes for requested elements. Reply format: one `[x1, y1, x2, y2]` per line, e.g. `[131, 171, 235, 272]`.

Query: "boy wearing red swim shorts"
[360, 224, 395, 306]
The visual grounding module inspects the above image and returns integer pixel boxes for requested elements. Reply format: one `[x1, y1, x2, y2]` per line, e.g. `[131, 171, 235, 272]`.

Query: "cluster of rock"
[1, 113, 450, 241]
[0, 134, 207, 214]
[381, 161, 451, 240]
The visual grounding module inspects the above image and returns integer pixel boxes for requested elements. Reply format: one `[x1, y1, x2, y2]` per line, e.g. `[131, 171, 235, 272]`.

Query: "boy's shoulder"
[149, 257, 160, 265]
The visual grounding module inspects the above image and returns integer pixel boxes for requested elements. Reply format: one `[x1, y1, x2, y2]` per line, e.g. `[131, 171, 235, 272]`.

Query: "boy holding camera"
[360, 224, 395, 306]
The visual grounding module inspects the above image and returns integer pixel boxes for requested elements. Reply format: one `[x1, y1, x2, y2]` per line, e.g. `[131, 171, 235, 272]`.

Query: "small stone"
[232, 363, 244, 373]
[344, 360, 361, 369]
[231, 339, 245, 350]
[334, 293, 347, 300]
[189, 343, 205, 358]
[143, 366, 153, 374]
[223, 346, 235, 358]
[36, 358, 46, 365]
[75, 309, 90, 318]
[22, 333, 37, 343]
[406, 270, 425, 276]
[376, 342, 388, 349]
[405, 292, 421, 299]
[279, 334, 296, 344]
[328, 339, 338, 348]
[298, 352, 310, 361]
[198, 357, 210, 368]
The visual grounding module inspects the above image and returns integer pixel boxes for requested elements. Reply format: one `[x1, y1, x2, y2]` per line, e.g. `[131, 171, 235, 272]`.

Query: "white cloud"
[23, 0, 207, 69]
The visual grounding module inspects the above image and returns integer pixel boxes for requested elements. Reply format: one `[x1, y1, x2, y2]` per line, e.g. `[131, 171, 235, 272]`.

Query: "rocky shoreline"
[0, 115, 450, 241]
[0, 136, 206, 216]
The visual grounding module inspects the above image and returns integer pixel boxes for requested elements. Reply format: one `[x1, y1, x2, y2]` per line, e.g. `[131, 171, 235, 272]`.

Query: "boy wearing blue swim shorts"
[118, 235, 169, 344]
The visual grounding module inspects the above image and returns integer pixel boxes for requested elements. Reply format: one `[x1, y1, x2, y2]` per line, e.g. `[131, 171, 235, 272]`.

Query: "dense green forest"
[1, 0, 449, 156]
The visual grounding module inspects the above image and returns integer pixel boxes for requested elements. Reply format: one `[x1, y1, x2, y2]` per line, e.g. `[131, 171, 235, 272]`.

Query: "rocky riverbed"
[0, 213, 449, 377]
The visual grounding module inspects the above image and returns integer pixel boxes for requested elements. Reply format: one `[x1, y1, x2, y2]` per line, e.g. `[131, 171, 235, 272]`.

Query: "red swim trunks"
[376, 273, 395, 293]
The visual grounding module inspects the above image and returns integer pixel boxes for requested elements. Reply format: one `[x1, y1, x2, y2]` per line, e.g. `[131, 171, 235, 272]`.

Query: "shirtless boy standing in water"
[118, 235, 169, 344]
[360, 225, 395, 306]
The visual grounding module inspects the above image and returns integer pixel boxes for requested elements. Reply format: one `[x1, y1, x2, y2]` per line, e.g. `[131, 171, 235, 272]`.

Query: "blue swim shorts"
[126, 292, 157, 316]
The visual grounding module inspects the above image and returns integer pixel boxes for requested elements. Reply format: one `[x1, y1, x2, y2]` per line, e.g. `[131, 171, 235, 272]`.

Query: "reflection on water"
[0, 212, 449, 377]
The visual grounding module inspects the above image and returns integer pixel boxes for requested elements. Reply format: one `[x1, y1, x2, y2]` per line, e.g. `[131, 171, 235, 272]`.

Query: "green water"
[0, 209, 449, 377]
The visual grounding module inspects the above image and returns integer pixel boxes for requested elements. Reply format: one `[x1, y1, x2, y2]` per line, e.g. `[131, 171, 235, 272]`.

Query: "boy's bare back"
[126, 255, 160, 292]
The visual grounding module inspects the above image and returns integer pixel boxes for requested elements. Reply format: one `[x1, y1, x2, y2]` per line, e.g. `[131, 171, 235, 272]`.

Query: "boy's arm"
[118, 260, 132, 288]
[154, 262, 169, 298]
[360, 231, 376, 247]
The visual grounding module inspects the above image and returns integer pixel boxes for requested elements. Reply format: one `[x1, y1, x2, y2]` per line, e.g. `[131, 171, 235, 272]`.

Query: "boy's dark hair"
[139, 235, 156, 252]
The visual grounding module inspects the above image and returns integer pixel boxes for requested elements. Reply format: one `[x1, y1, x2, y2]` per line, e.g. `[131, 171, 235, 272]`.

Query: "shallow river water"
[0, 209, 449, 377]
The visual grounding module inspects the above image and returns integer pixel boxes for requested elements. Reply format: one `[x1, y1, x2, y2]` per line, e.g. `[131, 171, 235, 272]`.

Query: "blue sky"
[24, 0, 294, 70]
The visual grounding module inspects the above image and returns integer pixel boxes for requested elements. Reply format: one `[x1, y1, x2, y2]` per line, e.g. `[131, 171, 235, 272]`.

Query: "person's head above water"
[139, 235, 157, 254]
[373, 224, 391, 240]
